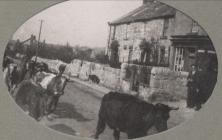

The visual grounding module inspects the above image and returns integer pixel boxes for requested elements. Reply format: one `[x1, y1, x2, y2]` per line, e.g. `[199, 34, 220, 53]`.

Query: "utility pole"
[34, 19, 44, 64]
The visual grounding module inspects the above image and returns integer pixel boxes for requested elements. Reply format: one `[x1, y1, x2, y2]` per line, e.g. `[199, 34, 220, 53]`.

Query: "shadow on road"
[69, 82, 103, 100]
[53, 102, 91, 122]
[49, 124, 76, 135]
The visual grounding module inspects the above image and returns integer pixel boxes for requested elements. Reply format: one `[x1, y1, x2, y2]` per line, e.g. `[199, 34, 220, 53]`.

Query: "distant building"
[106, 0, 217, 72]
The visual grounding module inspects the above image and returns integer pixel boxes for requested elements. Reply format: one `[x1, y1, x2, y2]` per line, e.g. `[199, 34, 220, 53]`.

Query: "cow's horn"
[170, 106, 179, 110]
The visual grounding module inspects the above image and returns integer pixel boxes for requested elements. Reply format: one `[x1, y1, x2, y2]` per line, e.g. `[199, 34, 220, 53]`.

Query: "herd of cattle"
[3, 55, 68, 120]
[2, 55, 179, 139]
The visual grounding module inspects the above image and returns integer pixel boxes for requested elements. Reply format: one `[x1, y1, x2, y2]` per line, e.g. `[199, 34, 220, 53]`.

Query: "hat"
[59, 64, 66, 73]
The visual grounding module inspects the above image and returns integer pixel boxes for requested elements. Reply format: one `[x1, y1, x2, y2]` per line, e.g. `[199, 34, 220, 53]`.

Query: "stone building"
[106, 0, 217, 72]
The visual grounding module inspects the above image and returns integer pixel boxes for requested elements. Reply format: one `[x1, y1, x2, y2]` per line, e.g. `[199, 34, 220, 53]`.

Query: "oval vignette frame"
[0, 0, 220, 140]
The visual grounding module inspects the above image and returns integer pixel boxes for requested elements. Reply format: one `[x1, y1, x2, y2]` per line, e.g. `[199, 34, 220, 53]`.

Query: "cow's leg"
[38, 96, 47, 121]
[94, 117, 106, 139]
[45, 96, 59, 120]
[127, 132, 135, 139]
[45, 96, 54, 115]
[113, 130, 120, 140]
[127, 130, 147, 139]
[29, 97, 40, 121]
[50, 96, 60, 113]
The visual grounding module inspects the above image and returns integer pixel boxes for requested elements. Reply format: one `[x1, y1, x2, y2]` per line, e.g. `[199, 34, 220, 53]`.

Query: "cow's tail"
[95, 95, 107, 139]
[95, 113, 106, 138]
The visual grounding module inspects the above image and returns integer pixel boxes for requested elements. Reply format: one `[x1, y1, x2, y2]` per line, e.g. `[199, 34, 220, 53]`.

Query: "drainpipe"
[106, 22, 112, 56]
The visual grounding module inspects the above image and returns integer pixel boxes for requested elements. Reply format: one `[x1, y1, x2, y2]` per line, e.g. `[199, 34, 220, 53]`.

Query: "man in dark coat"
[187, 64, 200, 109]
[45, 64, 67, 116]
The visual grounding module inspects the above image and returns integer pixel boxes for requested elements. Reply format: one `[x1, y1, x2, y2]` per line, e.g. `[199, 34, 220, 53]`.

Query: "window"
[174, 47, 184, 71]
[191, 21, 199, 34]
[162, 18, 169, 38]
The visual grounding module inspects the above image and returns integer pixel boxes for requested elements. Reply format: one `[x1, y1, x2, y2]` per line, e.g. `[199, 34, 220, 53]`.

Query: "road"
[39, 80, 196, 140]
[41, 81, 127, 140]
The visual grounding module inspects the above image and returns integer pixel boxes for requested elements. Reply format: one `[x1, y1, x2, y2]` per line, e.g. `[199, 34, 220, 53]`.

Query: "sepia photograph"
[2, 0, 218, 140]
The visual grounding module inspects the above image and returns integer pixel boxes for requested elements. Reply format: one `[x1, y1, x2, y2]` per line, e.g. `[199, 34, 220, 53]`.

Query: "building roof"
[171, 35, 214, 50]
[171, 35, 212, 44]
[109, 1, 176, 25]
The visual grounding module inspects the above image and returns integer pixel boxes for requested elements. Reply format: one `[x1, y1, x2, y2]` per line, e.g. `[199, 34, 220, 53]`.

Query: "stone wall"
[66, 59, 82, 76]
[78, 61, 91, 80]
[101, 67, 121, 90]
[120, 63, 188, 101]
[64, 59, 121, 89]
[37, 57, 188, 101]
[149, 67, 188, 99]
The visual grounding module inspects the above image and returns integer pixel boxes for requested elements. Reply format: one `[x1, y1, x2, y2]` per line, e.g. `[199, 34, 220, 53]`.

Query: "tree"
[74, 47, 92, 61]
[95, 53, 108, 64]
[139, 38, 152, 65]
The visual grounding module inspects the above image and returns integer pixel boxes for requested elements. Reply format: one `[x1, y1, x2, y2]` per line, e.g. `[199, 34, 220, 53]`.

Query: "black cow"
[89, 74, 100, 84]
[14, 80, 48, 120]
[95, 92, 178, 140]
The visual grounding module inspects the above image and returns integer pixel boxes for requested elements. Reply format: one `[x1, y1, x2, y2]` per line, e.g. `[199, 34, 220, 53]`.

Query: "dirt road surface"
[39, 81, 196, 140]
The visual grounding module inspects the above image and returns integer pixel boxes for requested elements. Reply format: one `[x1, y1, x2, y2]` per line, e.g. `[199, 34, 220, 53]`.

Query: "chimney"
[143, 0, 155, 4]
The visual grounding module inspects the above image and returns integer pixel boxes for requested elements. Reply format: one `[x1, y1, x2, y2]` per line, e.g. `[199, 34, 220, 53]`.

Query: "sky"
[13, 0, 142, 48]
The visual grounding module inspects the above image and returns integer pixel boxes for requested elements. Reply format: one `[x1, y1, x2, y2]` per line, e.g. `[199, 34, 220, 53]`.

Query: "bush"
[139, 38, 152, 64]
[109, 40, 120, 68]
[94, 51, 109, 64]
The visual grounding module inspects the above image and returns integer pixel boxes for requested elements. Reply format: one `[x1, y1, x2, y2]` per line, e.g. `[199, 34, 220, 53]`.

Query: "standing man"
[45, 64, 67, 119]
[187, 64, 200, 109]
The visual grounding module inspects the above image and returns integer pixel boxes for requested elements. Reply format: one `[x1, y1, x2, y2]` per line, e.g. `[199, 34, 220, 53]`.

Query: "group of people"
[186, 64, 217, 111]
[3, 54, 68, 120]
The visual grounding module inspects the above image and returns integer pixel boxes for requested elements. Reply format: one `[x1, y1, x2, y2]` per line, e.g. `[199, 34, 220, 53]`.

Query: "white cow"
[39, 73, 56, 89]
